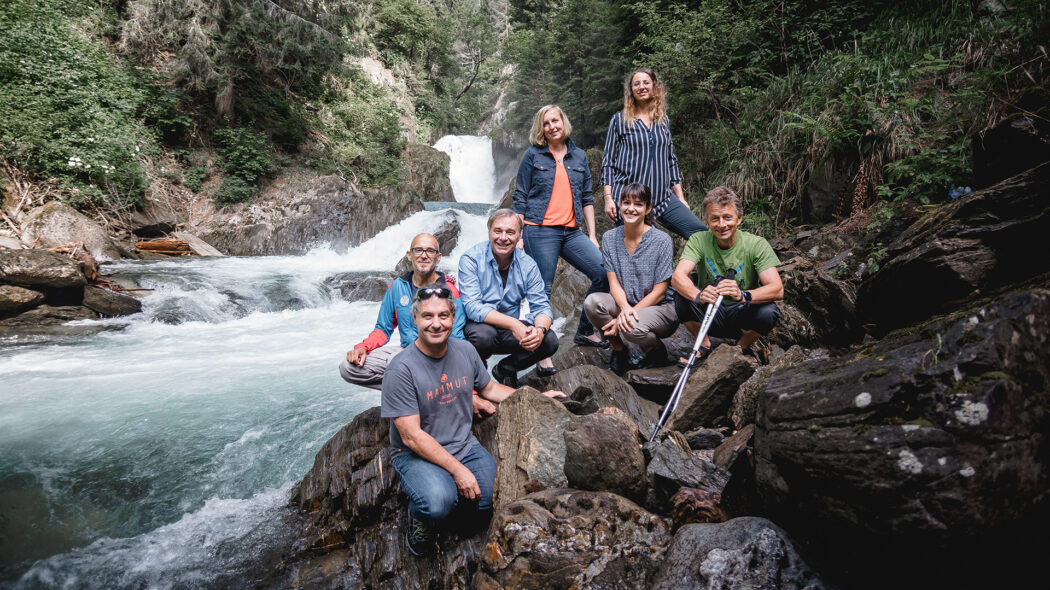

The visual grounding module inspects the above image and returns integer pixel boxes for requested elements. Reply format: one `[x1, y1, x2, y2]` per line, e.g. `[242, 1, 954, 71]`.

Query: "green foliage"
[214, 126, 275, 184]
[213, 175, 255, 205]
[307, 70, 405, 186]
[183, 166, 207, 192]
[503, 0, 627, 146]
[0, 0, 152, 206]
[619, 0, 1050, 226]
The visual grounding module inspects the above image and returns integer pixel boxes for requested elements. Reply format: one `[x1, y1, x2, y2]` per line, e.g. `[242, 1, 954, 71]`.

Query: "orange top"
[526, 155, 576, 227]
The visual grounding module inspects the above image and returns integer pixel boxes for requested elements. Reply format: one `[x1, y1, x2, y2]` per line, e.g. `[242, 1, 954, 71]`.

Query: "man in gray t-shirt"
[381, 284, 564, 557]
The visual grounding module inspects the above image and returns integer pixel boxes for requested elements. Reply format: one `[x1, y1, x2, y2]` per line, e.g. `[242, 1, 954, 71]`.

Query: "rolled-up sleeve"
[458, 250, 496, 323]
[522, 260, 552, 324]
[579, 151, 594, 208]
[512, 150, 532, 215]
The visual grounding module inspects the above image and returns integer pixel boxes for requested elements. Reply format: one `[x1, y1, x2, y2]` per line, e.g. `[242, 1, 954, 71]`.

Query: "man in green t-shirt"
[671, 186, 784, 363]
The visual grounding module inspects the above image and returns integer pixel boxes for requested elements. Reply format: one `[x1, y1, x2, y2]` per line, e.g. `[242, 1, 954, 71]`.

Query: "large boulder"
[857, 161, 1050, 333]
[21, 201, 122, 260]
[646, 437, 730, 513]
[474, 489, 671, 590]
[777, 256, 861, 346]
[82, 286, 143, 317]
[286, 406, 495, 590]
[0, 249, 86, 289]
[730, 345, 807, 429]
[402, 144, 454, 202]
[546, 364, 660, 434]
[491, 388, 573, 510]
[663, 345, 756, 434]
[0, 284, 45, 314]
[563, 408, 647, 502]
[323, 272, 394, 302]
[125, 196, 181, 237]
[755, 287, 1049, 582]
[650, 517, 828, 590]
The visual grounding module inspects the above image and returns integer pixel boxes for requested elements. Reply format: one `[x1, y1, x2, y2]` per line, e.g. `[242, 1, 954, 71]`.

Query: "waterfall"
[0, 138, 503, 588]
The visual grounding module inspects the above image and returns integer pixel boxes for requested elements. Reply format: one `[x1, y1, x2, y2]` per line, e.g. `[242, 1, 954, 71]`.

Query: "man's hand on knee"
[452, 464, 480, 501]
[347, 348, 367, 366]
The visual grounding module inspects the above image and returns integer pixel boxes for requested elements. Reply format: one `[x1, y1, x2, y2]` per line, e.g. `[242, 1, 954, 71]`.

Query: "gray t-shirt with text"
[601, 225, 675, 305]
[381, 338, 492, 460]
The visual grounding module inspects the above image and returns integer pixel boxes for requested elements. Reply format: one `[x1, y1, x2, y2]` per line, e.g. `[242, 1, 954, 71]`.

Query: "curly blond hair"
[622, 68, 666, 128]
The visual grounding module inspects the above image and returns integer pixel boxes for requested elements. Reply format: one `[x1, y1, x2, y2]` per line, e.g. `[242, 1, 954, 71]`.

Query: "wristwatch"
[740, 290, 752, 306]
[538, 325, 549, 334]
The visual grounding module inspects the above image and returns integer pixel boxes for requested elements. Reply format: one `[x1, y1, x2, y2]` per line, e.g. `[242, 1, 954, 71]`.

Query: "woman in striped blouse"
[601, 68, 708, 239]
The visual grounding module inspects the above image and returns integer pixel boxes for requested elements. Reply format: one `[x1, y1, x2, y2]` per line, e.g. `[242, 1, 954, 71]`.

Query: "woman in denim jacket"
[601, 68, 707, 239]
[512, 105, 610, 375]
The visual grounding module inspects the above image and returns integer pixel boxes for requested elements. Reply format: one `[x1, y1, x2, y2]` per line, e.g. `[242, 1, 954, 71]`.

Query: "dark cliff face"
[199, 146, 453, 256]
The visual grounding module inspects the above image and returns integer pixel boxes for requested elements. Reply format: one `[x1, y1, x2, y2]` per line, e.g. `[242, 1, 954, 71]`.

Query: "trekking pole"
[649, 269, 737, 442]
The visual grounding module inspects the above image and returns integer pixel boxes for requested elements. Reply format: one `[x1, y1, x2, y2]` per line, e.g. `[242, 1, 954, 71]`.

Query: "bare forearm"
[672, 272, 700, 301]
[401, 429, 464, 475]
[584, 205, 597, 238]
[479, 379, 516, 403]
[634, 282, 669, 310]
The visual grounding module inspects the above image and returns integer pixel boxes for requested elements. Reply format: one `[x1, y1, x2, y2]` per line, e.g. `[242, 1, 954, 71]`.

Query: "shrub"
[0, 0, 153, 207]
[214, 126, 275, 184]
[213, 175, 255, 205]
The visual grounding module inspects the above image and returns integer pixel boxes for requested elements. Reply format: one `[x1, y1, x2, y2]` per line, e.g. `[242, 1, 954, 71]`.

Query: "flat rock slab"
[650, 517, 827, 590]
[0, 284, 44, 314]
[83, 286, 142, 317]
[0, 249, 86, 288]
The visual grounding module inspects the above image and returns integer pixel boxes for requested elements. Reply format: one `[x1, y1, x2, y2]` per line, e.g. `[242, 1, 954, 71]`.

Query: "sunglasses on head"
[415, 286, 451, 301]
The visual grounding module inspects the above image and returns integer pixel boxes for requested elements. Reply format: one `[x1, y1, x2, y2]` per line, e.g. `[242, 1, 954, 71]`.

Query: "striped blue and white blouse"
[600, 111, 683, 218]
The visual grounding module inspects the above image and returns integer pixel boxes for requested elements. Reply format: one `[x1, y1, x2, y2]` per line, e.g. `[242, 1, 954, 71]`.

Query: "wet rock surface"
[563, 408, 647, 502]
[755, 287, 1049, 584]
[475, 489, 671, 590]
[82, 285, 142, 317]
[0, 284, 45, 314]
[650, 517, 827, 590]
[857, 161, 1050, 333]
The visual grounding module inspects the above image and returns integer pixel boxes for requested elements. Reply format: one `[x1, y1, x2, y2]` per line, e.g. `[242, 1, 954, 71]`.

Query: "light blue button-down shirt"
[457, 240, 552, 325]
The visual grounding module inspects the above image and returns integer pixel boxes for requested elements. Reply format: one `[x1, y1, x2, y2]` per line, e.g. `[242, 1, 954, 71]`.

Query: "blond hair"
[528, 105, 573, 147]
[622, 68, 666, 128]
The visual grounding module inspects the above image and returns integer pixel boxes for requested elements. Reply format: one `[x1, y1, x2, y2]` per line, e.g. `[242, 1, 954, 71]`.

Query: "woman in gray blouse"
[584, 182, 678, 374]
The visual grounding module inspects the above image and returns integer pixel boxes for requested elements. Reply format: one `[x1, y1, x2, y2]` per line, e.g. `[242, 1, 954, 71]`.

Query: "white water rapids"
[0, 136, 507, 588]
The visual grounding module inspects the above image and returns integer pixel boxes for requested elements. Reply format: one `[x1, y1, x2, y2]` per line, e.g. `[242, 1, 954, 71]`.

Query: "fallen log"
[136, 238, 191, 255]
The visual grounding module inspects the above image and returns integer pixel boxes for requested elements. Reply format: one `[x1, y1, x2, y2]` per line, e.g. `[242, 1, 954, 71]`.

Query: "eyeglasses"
[414, 286, 451, 301]
[410, 247, 439, 257]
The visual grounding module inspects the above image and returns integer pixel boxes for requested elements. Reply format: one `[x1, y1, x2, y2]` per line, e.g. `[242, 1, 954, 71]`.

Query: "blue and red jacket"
[354, 272, 467, 352]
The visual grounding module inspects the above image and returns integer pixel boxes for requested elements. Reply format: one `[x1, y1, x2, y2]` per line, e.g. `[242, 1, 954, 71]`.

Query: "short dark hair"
[410, 282, 455, 316]
[620, 182, 652, 207]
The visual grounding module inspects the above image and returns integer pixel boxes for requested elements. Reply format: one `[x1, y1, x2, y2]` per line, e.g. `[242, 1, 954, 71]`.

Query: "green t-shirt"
[680, 229, 781, 291]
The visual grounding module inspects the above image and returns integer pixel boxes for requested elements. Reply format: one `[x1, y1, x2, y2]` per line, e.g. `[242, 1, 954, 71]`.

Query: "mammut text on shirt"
[680, 229, 781, 291]
[380, 339, 492, 460]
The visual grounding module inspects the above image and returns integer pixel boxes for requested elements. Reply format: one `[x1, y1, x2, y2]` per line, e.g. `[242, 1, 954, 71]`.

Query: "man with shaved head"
[340, 233, 473, 391]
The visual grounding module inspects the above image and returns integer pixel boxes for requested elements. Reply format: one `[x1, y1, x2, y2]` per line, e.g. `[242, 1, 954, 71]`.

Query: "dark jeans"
[464, 320, 560, 371]
[673, 292, 780, 340]
[391, 443, 496, 525]
[522, 224, 608, 336]
[656, 198, 708, 239]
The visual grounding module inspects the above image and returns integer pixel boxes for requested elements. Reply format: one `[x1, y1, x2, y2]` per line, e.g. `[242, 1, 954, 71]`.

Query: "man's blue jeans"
[522, 224, 608, 336]
[390, 442, 496, 524]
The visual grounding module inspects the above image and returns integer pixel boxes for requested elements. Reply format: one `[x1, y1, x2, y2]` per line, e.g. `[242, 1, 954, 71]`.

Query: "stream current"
[0, 136, 507, 588]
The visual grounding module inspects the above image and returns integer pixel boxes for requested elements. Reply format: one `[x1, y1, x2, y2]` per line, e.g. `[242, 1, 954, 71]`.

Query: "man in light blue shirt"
[457, 209, 559, 388]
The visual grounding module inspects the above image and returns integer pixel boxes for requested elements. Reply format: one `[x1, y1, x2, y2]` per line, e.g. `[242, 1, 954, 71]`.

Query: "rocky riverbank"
[260, 158, 1049, 589]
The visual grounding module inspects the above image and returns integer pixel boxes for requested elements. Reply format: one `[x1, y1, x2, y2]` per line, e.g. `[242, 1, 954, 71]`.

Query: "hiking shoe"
[405, 507, 434, 557]
[492, 361, 519, 388]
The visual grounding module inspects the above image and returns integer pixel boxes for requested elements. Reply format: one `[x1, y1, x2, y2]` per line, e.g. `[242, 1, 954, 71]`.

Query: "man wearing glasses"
[339, 233, 468, 390]
[382, 284, 565, 556]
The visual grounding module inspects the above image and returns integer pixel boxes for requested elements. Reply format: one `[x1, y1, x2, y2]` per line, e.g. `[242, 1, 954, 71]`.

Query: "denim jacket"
[512, 139, 594, 227]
